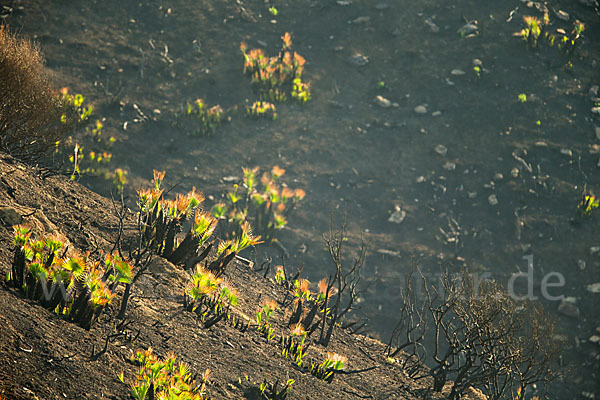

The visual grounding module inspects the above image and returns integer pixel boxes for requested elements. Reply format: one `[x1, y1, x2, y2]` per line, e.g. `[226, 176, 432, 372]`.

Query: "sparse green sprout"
[8, 226, 132, 329]
[473, 65, 481, 77]
[269, 6, 278, 16]
[112, 168, 127, 193]
[177, 98, 226, 135]
[578, 190, 599, 216]
[247, 101, 277, 120]
[240, 33, 311, 104]
[536, 120, 541, 126]
[310, 352, 347, 382]
[274, 265, 286, 284]
[518, 93, 527, 103]
[376, 80, 386, 90]
[211, 166, 305, 243]
[127, 348, 209, 400]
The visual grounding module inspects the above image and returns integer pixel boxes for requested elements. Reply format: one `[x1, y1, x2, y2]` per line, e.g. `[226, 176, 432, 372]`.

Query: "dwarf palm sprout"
[178, 98, 225, 136]
[136, 171, 218, 267]
[185, 265, 222, 310]
[213, 166, 305, 244]
[127, 348, 209, 400]
[247, 101, 277, 120]
[7, 225, 133, 329]
[240, 32, 311, 103]
[310, 352, 346, 382]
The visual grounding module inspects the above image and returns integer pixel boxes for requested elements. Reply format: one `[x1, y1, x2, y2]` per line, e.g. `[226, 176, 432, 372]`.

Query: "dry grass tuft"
[0, 25, 80, 161]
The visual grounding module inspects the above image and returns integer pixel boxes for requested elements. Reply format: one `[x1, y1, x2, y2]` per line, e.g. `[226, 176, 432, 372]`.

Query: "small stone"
[374, 95, 391, 108]
[451, 69, 466, 76]
[554, 10, 569, 21]
[388, 207, 406, 224]
[494, 172, 503, 180]
[535, 141, 548, 147]
[0, 206, 21, 226]
[472, 58, 483, 67]
[348, 53, 369, 66]
[577, 259, 586, 270]
[457, 22, 478, 36]
[589, 85, 599, 100]
[560, 148, 573, 157]
[558, 300, 580, 318]
[416, 176, 426, 183]
[432, 110, 442, 117]
[595, 126, 600, 140]
[488, 194, 498, 206]
[336, 0, 351, 5]
[414, 105, 427, 114]
[586, 282, 600, 293]
[443, 161, 456, 171]
[592, 107, 600, 115]
[590, 246, 600, 255]
[222, 176, 240, 183]
[424, 18, 439, 33]
[468, 192, 477, 199]
[511, 168, 519, 178]
[350, 16, 370, 24]
[434, 144, 448, 156]
[589, 335, 600, 344]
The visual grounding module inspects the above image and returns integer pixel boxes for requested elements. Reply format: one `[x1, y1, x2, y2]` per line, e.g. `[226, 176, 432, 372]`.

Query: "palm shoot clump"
[514, 13, 585, 54]
[246, 100, 277, 120]
[7, 225, 132, 329]
[176, 98, 226, 136]
[240, 32, 311, 103]
[124, 348, 210, 400]
[211, 166, 305, 244]
[137, 170, 218, 268]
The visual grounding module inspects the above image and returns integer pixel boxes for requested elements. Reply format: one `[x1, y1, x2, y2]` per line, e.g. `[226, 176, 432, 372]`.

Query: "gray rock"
[558, 300, 580, 318]
[451, 69, 466, 76]
[434, 144, 448, 156]
[511, 168, 519, 178]
[577, 259, 586, 270]
[488, 194, 498, 206]
[424, 18, 439, 33]
[0, 206, 21, 226]
[595, 126, 600, 140]
[414, 105, 427, 114]
[443, 161, 456, 171]
[554, 10, 569, 21]
[457, 22, 478, 36]
[592, 107, 600, 116]
[388, 207, 406, 224]
[432, 110, 442, 117]
[374, 95, 391, 108]
[560, 148, 573, 157]
[586, 282, 600, 293]
[348, 53, 369, 66]
[589, 85, 599, 101]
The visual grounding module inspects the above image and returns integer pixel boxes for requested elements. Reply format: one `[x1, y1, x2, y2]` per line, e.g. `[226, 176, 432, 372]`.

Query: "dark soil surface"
[1, 0, 600, 398]
[0, 153, 489, 399]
